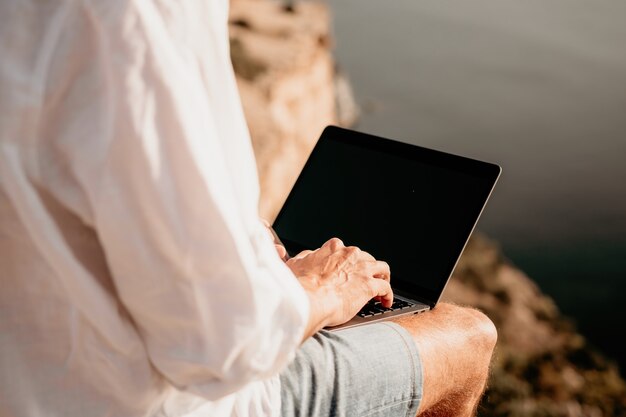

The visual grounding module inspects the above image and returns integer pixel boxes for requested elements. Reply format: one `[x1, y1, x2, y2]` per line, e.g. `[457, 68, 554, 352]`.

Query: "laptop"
[272, 126, 501, 330]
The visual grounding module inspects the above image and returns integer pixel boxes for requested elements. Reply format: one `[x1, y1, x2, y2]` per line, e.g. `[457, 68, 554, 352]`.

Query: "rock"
[334, 70, 360, 127]
[444, 234, 626, 416]
[229, 0, 338, 221]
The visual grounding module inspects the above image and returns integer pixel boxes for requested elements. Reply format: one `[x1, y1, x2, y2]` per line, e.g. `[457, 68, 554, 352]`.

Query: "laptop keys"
[356, 298, 415, 317]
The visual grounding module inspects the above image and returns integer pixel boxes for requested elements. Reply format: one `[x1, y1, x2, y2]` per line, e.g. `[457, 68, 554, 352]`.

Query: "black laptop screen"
[273, 126, 500, 305]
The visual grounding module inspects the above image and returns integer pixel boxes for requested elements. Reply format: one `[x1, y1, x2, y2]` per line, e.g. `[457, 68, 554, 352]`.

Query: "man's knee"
[392, 304, 497, 415]
[433, 303, 497, 366]
[469, 307, 497, 351]
[451, 304, 497, 351]
[393, 303, 497, 379]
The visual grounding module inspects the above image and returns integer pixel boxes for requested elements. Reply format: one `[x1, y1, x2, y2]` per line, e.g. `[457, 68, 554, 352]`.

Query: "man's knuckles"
[342, 246, 361, 260]
[324, 237, 345, 251]
[375, 261, 391, 279]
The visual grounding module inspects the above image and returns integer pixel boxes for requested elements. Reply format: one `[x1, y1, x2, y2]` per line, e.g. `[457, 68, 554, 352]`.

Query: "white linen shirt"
[0, 1, 310, 416]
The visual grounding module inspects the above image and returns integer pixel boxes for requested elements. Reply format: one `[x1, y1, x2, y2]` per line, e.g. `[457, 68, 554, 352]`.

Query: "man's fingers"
[263, 225, 275, 242]
[369, 278, 394, 308]
[322, 237, 345, 252]
[260, 218, 278, 243]
[275, 244, 288, 260]
[340, 246, 362, 262]
[374, 260, 391, 281]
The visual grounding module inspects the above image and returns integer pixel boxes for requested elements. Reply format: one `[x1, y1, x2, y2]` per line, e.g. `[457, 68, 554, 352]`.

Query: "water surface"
[327, 0, 626, 370]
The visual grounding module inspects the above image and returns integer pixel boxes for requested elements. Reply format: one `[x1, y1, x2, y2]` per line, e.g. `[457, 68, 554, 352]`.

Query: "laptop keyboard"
[357, 297, 416, 318]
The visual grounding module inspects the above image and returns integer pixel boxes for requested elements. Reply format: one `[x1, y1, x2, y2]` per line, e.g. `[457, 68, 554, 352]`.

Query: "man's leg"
[392, 303, 498, 417]
[280, 321, 423, 417]
[280, 302, 496, 417]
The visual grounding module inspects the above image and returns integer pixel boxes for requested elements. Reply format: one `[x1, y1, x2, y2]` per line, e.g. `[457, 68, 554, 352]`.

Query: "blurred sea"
[326, 0, 626, 372]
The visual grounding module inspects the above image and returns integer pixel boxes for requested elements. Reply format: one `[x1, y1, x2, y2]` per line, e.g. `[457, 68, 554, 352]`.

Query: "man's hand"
[261, 218, 289, 261]
[286, 238, 393, 340]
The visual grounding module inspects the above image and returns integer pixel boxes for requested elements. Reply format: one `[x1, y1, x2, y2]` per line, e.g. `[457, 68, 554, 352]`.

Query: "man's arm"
[63, 1, 312, 401]
[74, 1, 394, 400]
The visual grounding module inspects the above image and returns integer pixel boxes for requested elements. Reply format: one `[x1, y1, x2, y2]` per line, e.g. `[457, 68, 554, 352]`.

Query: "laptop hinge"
[422, 299, 436, 310]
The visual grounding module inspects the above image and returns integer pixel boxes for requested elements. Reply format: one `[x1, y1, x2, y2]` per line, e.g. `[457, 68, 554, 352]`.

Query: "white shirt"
[0, 1, 310, 416]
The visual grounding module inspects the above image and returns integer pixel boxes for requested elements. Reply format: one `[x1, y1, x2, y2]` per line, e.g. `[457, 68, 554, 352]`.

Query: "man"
[0, 1, 496, 416]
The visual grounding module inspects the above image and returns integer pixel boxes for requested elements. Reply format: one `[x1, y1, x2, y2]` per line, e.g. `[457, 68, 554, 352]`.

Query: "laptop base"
[326, 295, 430, 331]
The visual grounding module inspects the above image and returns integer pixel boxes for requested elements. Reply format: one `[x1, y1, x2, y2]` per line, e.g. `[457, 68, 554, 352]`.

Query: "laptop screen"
[273, 126, 500, 306]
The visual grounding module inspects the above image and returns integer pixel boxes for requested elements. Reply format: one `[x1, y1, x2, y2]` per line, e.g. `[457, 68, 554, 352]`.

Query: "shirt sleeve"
[77, 1, 310, 400]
